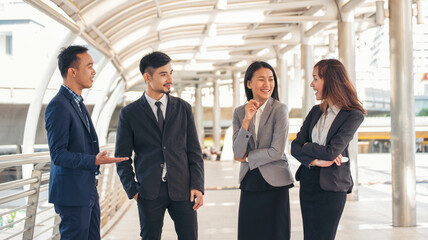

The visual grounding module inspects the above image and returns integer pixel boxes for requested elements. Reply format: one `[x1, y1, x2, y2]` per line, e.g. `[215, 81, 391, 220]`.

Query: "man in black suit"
[115, 51, 204, 240]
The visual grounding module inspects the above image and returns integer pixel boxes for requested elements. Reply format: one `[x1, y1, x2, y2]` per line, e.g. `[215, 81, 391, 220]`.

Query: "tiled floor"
[104, 154, 428, 240]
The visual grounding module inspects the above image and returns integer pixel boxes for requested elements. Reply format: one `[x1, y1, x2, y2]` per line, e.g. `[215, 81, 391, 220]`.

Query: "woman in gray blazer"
[233, 61, 294, 240]
[291, 59, 366, 240]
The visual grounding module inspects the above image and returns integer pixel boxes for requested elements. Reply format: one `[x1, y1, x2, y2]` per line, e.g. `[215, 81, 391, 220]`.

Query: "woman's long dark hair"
[243, 61, 279, 101]
[314, 59, 366, 115]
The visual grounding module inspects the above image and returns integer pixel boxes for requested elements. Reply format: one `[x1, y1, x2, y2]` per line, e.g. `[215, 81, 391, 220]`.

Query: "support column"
[338, 0, 359, 201]
[175, 88, 182, 98]
[277, 55, 288, 107]
[232, 71, 241, 109]
[389, 0, 416, 227]
[92, 73, 119, 128]
[213, 77, 221, 151]
[97, 80, 125, 146]
[22, 32, 77, 179]
[300, 24, 314, 119]
[195, 84, 205, 147]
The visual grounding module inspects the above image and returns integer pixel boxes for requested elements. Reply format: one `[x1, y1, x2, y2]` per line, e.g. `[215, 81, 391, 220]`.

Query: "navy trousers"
[54, 187, 100, 240]
[136, 181, 197, 240]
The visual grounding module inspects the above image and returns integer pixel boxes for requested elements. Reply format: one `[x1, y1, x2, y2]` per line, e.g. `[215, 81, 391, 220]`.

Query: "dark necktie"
[79, 99, 90, 131]
[155, 101, 164, 131]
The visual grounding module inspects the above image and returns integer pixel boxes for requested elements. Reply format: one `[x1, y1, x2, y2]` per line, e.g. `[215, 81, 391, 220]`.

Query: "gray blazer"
[232, 97, 294, 187]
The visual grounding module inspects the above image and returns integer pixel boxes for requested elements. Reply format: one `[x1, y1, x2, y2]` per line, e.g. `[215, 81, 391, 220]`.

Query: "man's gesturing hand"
[190, 189, 203, 211]
[95, 151, 128, 165]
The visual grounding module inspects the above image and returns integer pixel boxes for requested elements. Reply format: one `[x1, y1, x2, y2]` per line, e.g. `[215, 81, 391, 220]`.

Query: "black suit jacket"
[291, 105, 364, 193]
[115, 94, 204, 201]
[45, 86, 99, 206]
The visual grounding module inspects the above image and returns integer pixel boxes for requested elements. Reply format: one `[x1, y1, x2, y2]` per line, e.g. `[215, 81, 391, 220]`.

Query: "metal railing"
[0, 145, 130, 240]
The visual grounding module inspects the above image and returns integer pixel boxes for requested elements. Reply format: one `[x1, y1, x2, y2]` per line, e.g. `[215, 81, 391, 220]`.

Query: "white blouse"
[311, 105, 341, 146]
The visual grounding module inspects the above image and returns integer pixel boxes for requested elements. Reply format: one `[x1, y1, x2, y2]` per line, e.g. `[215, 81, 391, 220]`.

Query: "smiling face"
[246, 67, 275, 103]
[74, 52, 96, 89]
[144, 62, 173, 100]
[310, 66, 325, 101]
[65, 52, 96, 95]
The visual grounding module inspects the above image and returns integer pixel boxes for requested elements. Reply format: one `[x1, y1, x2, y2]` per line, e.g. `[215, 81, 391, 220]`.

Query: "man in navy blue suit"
[45, 45, 127, 240]
[115, 51, 204, 240]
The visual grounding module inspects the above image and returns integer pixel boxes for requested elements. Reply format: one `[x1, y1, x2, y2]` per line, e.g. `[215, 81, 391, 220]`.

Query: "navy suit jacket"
[291, 105, 364, 193]
[45, 86, 99, 206]
[115, 94, 204, 201]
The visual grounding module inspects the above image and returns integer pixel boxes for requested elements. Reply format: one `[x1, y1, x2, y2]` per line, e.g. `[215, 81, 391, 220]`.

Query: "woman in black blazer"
[291, 59, 366, 240]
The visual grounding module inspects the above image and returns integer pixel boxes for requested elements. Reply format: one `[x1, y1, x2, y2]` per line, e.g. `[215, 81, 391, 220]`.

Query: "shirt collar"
[258, 98, 269, 113]
[62, 84, 83, 102]
[144, 92, 168, 107]
[328, 105, 341, 115]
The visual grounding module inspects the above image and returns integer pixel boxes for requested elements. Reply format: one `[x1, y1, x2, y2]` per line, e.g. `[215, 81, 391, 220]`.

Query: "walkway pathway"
[104, 153, 428, 240]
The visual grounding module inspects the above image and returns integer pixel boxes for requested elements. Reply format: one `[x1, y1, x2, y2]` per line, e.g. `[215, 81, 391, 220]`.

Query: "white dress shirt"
[144, 92, 168, 180]
[310, 105, 341, 163]
[311, 105, 340, 145]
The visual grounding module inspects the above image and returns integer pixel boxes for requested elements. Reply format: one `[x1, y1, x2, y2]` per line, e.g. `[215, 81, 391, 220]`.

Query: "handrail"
[0, 145, 128, 240]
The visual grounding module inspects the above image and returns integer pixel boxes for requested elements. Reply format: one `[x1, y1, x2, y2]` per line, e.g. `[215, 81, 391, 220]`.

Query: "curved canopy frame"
[24, 0, 379, 91]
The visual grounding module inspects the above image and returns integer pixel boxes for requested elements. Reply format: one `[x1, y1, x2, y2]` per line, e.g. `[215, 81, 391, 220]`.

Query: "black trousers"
[136, 181, 197, 240]
[299, 166, 346, 240]
[238, 188, 291, 240]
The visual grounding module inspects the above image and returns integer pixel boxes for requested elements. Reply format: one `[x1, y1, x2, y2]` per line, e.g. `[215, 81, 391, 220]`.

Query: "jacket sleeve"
[247, 104, 288, 170]
[45, 100, 97, 171]
[300, 110, 364, 161]
[115, 108, 138, 199]
[185, 103, 205, 194]
[290, 106, 319, 168]
[232, 107, 251, 159]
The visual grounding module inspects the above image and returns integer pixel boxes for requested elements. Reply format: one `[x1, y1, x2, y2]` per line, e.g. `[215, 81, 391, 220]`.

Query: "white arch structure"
[19, 0, 421, 226]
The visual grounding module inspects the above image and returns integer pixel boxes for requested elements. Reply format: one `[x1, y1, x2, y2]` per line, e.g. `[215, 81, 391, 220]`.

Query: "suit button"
[246, 135, 249, 138]
[163, 146, 166, 150]
[160, 163, 164, 168]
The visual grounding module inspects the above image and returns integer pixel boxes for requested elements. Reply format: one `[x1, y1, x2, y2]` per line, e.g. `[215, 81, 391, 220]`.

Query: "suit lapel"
[164, 94, 176, 129]
[326, 110, 348, 143]
[256, 98, 273, 143]
[60, 87, 91, 133]
[309, 106, 323, 142]
[139, 94, 160, 131]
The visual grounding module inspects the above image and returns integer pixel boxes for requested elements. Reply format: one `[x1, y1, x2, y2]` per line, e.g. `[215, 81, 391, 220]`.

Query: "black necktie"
[79, 99, 90, 131]
[155, 101, 164, 131]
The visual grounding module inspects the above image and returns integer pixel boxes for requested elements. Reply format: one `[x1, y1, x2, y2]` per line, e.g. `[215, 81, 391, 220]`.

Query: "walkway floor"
[104, 153, 428, 240]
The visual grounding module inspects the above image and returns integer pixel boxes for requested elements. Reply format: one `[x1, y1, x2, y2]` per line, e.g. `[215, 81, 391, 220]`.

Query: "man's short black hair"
[139, 51, 171, 76]
[58, 45, 88, 78]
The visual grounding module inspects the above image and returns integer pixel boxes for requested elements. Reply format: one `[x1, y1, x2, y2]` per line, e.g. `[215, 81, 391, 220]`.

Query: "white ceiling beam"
[24, 0, 80, 33]
[24, 0, 127, 85]
[342, 0, 366, 13]
[107, 1, 328, 44]
[154, 0, 162, 17]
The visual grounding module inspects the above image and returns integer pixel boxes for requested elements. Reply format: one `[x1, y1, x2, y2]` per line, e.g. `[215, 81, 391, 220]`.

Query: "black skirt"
[238, 169, 291, 240]
[299, 166, 347, 240]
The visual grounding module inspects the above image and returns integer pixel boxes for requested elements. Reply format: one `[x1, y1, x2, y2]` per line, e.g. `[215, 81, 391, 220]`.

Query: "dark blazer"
[115, 94, 204, 201]
[45, 86, 99, 206]
[291, 105, 364, 193]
